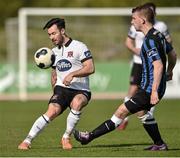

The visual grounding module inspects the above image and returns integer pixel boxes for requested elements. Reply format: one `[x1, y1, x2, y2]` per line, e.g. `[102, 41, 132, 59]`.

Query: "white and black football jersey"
[52, 38, 92, 92]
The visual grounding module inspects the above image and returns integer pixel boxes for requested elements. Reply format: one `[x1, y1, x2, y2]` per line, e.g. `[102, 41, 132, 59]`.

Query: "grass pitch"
[0, 99, 180, 157]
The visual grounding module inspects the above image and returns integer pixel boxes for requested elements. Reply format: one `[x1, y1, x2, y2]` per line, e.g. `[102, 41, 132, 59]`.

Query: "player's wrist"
[151, 89, 158, 93]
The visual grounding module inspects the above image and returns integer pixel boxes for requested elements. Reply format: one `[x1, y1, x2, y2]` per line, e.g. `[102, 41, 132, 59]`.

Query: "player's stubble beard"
[54, 35, 64, 47]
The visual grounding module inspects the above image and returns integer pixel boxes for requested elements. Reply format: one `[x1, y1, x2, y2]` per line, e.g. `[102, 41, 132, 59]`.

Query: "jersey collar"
[58, 38, 72, 49]
[64, 38, 72, 47]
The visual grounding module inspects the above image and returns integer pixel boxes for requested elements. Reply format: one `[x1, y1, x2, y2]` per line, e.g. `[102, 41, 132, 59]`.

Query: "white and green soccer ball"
[34, 47, 55, 69]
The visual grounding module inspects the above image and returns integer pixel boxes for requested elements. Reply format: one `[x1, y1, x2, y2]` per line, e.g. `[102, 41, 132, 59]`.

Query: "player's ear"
[140, 18, 145, 24]
[142, 19, 145, 24]
[61, 28, 65, 35]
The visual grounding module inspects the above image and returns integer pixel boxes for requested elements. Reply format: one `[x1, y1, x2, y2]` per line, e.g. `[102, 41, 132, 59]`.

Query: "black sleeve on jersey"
[127, 35, 135, 40]
[81, 56, 93, 63]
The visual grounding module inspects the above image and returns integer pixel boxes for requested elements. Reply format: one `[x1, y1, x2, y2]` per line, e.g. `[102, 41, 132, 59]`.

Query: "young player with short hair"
[119, 2, 172, 130]
[74, 4, 177, 151]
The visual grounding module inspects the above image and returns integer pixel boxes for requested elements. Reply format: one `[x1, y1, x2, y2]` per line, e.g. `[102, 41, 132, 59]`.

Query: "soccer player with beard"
[18, 18, 95, 150]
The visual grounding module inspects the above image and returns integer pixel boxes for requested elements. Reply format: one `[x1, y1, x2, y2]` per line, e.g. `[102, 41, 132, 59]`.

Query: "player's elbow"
[89, 61, 95, 74]
[89, 65, 95, 74]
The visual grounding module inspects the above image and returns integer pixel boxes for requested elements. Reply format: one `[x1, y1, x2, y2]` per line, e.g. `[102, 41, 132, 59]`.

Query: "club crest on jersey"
[147, 47, 158, 57]
[57, 59, 72, 71]
[67, 51, 73, 57]
[84, 50, 91, 58]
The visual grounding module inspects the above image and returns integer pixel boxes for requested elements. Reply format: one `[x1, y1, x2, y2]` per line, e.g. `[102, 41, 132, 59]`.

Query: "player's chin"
[53, 42, 58, 45]
[52, 40, 58, 45]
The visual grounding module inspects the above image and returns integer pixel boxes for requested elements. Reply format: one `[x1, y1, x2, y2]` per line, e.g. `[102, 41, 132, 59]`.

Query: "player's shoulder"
[71, 39, 85, 46]
[71, 39, 88, 50]
[155, 20, 167, 26]
[147, 28, 165, 44]
[154, 20, 168, 30]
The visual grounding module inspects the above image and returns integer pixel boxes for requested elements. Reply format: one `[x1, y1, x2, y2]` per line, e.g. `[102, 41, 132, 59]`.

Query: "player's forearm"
[71, 59, 95, 77]
[71, 65, 95, 77]
[152, 61, 163, 92]
[167, 50, 177, 73]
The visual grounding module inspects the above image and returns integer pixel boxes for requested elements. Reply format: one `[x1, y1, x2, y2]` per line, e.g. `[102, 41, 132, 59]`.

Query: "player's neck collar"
[58, 38, 72, 49]
[64, 38, 72, 47]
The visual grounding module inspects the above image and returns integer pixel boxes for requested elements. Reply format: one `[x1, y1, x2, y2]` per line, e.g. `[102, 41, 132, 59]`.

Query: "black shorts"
[49, 86, 91, 114]
[130, 63, 142, 85]
[125, 88, 153, 114]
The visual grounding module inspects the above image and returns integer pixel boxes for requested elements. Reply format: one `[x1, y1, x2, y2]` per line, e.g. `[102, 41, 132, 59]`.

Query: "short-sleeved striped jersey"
[140, 28, 173, 97]
[128, 20, 170, 64]
[52, 38, 93, 92]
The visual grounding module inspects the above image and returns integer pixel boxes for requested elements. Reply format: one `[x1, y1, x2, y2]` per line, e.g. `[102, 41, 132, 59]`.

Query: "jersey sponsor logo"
[84, 50, 92, 58]
[56, 59, 72, 71]
[147, 47, 158, 57]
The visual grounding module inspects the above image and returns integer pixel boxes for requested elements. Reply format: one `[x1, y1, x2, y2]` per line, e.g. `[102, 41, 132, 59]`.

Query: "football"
[34, 47, 55, 69]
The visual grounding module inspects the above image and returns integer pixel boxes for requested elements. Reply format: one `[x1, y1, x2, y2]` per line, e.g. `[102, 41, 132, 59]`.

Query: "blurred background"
[0, 0, 180, 100]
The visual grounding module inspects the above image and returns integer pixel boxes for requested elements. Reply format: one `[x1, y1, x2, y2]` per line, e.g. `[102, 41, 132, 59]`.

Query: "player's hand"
[166, 71, 173, 81]
[63, 74, 73, 86]
[150, 91, 159, 105]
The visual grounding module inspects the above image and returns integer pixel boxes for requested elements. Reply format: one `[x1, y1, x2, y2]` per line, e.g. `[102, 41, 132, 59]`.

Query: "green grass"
[0, 99, 180, 157]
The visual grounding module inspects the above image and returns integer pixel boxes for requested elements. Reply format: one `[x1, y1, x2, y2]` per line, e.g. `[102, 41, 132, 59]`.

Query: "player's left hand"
[150, 91, 159, 105]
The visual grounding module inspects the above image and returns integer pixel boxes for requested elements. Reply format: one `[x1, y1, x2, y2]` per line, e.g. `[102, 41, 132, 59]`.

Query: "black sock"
[90, 119, 116, 140]
[143, 123, 164, 145]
